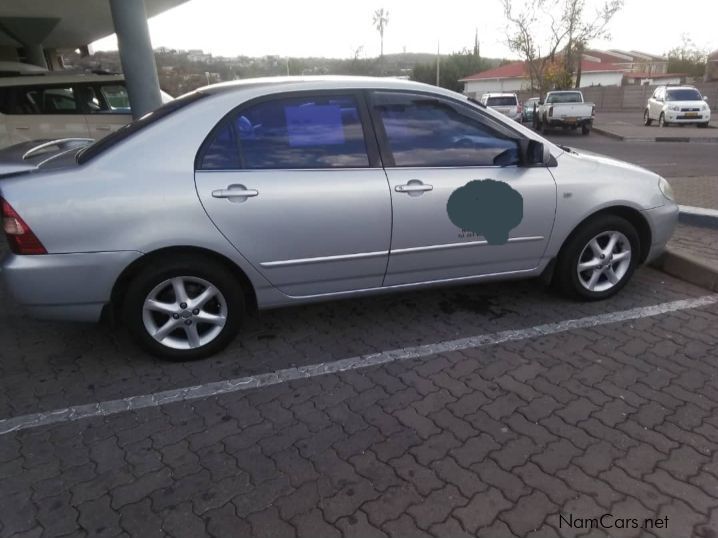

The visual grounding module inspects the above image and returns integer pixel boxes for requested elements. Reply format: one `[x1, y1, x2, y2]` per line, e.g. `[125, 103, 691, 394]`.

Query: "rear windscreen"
[76, 91, 206, 164]
[546, 93, 582, 103]
[486, 96, 517, 106]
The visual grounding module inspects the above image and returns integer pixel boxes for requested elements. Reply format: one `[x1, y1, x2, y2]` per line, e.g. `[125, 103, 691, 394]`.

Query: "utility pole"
[436, 41, 440, 86]
[286, 57, 290, 76]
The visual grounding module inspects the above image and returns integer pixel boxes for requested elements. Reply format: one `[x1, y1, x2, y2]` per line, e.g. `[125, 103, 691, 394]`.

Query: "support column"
[23, 44, 47, 69]
[109, 0, 162, 118]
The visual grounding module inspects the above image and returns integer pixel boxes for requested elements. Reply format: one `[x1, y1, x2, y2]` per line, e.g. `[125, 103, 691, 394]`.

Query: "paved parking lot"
[3, 229, 718, 537]
[2, 136, 718, 537]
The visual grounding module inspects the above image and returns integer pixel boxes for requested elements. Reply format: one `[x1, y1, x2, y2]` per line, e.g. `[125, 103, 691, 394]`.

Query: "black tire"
[581, 124, 590, 135]
[540, 116, 548, 134]
[659, 113, 669, 128]
[123, 255, 244, 360]
[553, 214, 640, 301]
[643, 109, 652, 126]
[697, 122, 709, 128]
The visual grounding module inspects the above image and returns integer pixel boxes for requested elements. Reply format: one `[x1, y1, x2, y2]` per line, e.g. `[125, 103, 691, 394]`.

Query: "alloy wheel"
[576, 231, 632, 292]
[142, 276, 227, 350]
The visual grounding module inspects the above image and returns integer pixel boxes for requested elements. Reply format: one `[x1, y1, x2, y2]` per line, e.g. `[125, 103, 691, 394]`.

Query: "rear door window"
[198, 94, 370, 170]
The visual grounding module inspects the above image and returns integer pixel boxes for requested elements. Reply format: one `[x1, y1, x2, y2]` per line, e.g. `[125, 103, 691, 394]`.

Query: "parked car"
[535, 90, 595, 135]
[522, 97, 539, 123]
[479, 92, 522, 121]
[0, 73, 173, 148]
[0, 76, 678, 360]
[644, 85, 711, 128]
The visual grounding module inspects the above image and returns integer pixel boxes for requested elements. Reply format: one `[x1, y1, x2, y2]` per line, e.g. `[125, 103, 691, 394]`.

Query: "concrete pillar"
[109, 0, 162, 118]
[23, 44, 48, 69]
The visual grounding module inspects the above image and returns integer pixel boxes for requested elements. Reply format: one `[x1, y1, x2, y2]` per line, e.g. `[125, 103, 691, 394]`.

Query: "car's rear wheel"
[581, 124, 590, 135]
[554, 215, 639, 301]
[123, 256, 243, 360]
[659, 113, 669, 127]
[643, 109, 652, 126]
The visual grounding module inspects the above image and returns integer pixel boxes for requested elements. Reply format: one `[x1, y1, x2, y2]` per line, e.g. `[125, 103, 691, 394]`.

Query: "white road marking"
[1, 294, 716, 436]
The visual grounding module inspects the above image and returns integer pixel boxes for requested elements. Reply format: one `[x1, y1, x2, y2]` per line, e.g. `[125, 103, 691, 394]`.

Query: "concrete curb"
[592, 126, 718, 143]
[679, 205, 718, 229]
[652, 248, 718, 292]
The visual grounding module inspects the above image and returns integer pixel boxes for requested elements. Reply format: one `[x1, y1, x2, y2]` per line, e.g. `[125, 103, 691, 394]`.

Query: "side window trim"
[195, 90, 381, 171]
[368, 89, 524, 169]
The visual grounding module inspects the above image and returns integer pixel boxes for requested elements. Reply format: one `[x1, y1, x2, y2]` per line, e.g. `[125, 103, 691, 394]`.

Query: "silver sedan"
[0, 76, 678, 360]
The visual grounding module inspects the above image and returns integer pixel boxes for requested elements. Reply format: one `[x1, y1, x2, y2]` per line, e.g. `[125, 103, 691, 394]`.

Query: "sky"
[92, 0, 718, 60]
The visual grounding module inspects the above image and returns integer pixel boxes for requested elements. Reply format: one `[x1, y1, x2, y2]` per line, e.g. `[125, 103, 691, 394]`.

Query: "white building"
[460, 60, 624, 98]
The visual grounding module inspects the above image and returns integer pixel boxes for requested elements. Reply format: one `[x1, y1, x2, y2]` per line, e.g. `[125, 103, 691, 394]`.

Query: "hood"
[0, 138, 92, 177]
[665, 100, 708, 109]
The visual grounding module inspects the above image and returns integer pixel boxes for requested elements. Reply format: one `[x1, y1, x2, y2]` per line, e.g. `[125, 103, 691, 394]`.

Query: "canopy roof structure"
[0, 0, 188, 49]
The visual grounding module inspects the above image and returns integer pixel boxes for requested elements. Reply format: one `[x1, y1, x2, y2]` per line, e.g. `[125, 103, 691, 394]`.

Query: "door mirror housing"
[704, 96, 709, 102]
[519, 139, 545, 166]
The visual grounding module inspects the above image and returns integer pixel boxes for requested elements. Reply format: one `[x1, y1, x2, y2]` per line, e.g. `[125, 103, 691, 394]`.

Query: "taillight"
[1, 198, 47, 255]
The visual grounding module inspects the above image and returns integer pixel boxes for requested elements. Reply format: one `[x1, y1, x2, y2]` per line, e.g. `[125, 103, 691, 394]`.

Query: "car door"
[194, 91, 392, 297]
[4, 84, 91, 143]
[369, 91, 557, 286]
[649, 88, 663, 119]
[82, 83, 133, 140]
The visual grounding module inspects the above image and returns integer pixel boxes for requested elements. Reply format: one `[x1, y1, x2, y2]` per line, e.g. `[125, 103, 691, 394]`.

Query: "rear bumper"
[1, 250, 141, 322]
[547, 118, 593, 127]
[642, 202, 679, 263]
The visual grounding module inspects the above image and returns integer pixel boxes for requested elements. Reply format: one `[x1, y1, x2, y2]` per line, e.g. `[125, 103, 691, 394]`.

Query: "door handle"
[395, 180, 433, 195]
[211, 185, 259, 201]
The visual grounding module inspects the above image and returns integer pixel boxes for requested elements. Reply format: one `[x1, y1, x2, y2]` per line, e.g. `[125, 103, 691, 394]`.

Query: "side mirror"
[519, 139, 544, 166]
[704, 96, 709, 102]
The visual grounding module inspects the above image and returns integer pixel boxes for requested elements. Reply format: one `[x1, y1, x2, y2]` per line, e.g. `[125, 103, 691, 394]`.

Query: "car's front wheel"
[554, 215, 639, 301]
[643, 109, 652, 126]
[659, 113, 669, 127]
[123, 256, 244, 360]
[697, 122, 709, 128]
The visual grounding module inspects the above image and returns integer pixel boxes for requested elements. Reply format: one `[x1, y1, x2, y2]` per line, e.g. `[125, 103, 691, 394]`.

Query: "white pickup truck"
[534, 90, 595, 135]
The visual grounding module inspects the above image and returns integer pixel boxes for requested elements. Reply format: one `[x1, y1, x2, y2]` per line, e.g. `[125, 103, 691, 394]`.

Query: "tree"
[666, 34, 707, 78]
[412, 48, 499, 92]
[501, 0, 623, 93]
[373, 8, 389, 58]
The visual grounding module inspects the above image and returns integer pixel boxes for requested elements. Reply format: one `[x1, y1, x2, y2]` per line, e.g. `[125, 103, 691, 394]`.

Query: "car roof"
[0, 73, 126, 87]
[482, 92, 517, 97]
[197, 75, 465, 98]
[662, 85, 699, 91]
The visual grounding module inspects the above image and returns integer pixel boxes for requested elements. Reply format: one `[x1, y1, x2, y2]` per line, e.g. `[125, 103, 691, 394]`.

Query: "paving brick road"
[2, 255, 718, 537]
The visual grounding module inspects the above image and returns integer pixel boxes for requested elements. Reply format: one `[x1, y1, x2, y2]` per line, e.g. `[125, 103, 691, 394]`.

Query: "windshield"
[76, 91, 206, 164]
[486, 96, 517, 106]
[666, 88, 703, 101]
[546, 92, 582, 104]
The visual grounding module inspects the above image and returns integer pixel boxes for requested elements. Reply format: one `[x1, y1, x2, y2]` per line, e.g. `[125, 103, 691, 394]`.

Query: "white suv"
[644, 85, 711, 128]
[0, 73, 173, 148]
[480, 93, 521, 121]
